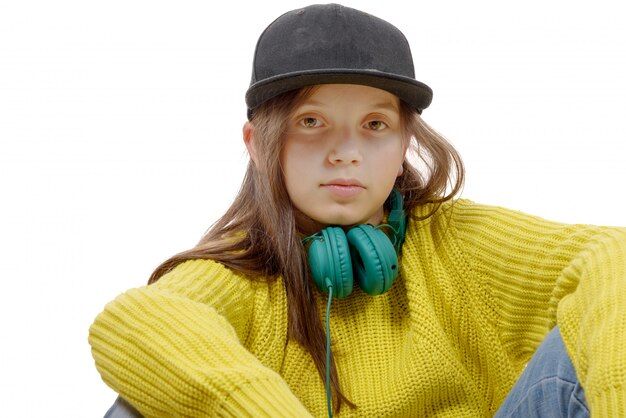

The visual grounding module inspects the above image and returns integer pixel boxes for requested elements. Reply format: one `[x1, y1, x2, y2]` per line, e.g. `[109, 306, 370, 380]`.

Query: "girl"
[91, 4, 626, 417]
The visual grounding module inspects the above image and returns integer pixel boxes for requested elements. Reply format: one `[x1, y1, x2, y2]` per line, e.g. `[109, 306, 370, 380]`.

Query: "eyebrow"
[370, 101, 400, 112]
[297, 99, 325, 108]
[297, 99, 400, 112]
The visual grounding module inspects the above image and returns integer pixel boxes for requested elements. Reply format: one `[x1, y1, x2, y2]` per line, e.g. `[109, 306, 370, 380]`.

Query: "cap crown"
[245, 4, 432, 115]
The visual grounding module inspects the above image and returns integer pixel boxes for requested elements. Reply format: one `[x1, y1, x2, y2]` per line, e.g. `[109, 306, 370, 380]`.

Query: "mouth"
[321, 178, 364, 187]
[320, 179, 365, 197]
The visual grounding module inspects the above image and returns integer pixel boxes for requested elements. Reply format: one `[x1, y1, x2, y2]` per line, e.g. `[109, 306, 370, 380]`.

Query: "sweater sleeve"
[88, 259, 313, 417]
[451, 200, 626, 415]
[555, 227, 626, 416]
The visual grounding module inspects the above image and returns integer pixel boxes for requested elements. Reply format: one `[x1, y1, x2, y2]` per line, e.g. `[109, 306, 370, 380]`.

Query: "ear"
[243, 121, 258, 164]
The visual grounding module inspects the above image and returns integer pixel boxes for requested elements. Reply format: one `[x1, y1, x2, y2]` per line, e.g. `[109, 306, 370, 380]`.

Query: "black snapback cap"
[245, 3, 433, 118]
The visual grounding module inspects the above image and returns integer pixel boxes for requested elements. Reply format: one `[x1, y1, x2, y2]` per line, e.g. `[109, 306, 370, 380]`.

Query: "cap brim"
[245, 69, 433, 116]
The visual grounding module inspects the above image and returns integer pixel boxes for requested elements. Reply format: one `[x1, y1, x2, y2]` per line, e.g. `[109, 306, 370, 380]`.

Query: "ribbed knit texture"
[89, 199, 626, 417]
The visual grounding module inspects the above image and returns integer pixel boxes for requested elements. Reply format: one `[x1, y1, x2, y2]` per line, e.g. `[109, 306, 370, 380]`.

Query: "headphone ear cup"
[308, 227, 354, 299]
[346, 225, 398, 295]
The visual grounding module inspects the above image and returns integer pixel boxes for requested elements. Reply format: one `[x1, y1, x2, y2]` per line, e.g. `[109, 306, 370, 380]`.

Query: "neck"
[295, 207, 386, 238]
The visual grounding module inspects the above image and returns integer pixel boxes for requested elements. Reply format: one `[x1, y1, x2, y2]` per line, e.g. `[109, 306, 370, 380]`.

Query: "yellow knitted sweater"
[89, 199, 626, 417]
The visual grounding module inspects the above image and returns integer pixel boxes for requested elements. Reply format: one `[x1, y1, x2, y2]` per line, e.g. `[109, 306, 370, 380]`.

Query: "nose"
[328, 127, 362, 165]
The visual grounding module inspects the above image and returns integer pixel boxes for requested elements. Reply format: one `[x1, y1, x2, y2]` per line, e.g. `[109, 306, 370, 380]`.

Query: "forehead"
[298, 84, 400, 109]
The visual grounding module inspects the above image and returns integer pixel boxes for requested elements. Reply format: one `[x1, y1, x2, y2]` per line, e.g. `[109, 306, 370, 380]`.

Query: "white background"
[1, 0, 624, 416]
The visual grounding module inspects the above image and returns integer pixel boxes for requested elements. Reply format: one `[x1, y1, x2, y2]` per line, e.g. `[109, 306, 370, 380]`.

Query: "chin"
[315, 211, 376, 227]
[296, 202, 382, 230]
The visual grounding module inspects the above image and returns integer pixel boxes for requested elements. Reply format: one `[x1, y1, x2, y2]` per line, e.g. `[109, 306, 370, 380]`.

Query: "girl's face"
[280, 84, 407, 226]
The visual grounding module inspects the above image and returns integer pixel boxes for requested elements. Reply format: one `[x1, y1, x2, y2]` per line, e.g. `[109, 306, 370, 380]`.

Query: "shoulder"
[409, 198, 556, 225]
[152, 258, 260, 305]
[407, 198, 626, 260]
[408, 198, 593, 235]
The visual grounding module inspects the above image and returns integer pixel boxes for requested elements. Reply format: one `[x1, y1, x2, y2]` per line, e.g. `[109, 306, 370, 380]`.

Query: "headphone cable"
[324, 278, 334, 418]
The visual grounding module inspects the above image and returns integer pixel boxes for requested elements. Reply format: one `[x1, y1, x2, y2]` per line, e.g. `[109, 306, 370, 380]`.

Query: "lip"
[323, 178, 364, 187]
[320, 179, 365, 197]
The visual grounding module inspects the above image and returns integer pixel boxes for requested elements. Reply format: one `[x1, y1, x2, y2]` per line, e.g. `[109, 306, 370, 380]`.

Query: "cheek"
[374, 141, 405, 173]
[281, 143, 298, 174]
[282, 138, 324, 173]
[280, 142, 312, 193]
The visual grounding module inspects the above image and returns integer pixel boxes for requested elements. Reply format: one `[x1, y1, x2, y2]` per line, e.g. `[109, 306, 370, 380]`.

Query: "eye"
[365, 120, 388, 131]
[299, 117, 322, 128]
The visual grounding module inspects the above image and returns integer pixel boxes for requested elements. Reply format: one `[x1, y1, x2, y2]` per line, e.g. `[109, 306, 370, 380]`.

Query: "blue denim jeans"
[495, 326, 589, 417]
[104, 396, 141, 418]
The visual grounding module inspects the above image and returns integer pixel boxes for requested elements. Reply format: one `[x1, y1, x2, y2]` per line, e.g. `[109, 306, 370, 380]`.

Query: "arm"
[452, 200, 626, 414]
[89, 259, 313, 417]
[554, 226, 626, 416]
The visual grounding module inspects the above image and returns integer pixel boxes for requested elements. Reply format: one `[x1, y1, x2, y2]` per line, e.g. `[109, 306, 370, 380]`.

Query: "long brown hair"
[148, 87, 464, 412]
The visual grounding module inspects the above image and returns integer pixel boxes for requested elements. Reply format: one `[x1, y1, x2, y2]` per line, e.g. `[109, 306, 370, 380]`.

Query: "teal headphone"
[304, 189, 407, 299]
